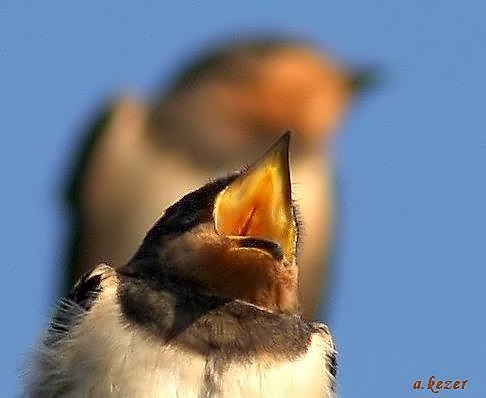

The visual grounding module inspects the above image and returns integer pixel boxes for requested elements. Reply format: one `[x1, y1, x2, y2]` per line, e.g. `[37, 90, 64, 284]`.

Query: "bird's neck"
[117, 267, 314, 361]
[127, 241, 300, 314]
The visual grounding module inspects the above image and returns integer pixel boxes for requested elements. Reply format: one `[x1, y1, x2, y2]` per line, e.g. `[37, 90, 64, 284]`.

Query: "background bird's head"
[130, 133, 300, 313]
[149, 38, 374, 168]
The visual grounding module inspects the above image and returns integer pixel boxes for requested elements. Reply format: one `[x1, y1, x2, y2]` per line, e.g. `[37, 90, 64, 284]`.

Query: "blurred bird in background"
[63, 37, 373, 319]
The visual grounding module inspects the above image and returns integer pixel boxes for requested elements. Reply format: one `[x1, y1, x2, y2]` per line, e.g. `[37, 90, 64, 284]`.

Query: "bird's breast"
[61, 302, 332, 397]
[72, 327, 330, 398]
[41, 276, 333, 397]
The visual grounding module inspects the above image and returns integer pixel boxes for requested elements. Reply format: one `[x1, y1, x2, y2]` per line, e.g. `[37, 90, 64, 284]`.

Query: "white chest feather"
[28, 283, 334, 397]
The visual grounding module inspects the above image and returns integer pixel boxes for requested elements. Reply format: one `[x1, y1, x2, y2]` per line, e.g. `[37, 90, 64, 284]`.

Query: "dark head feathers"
[142, 174, 239, 243]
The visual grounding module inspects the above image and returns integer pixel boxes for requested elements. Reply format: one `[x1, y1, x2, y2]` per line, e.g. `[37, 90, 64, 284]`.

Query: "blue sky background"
[2, 2, 486, 397]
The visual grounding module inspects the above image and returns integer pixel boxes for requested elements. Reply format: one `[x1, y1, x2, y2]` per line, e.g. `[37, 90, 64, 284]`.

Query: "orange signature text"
[412, 376, 468, 394]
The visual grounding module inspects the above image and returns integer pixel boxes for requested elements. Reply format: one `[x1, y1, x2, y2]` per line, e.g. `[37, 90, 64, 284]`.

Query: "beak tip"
[269, 131, 291, 161]
[281, 131, 291, 146]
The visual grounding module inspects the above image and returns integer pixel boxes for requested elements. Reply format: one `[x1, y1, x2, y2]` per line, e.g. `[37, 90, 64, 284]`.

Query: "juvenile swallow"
[63, 38, 374, 318]
[29, 134, 336, 397]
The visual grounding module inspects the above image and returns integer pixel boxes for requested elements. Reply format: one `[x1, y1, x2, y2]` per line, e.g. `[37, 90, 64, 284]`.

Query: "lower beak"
[213, 132, 297, 263]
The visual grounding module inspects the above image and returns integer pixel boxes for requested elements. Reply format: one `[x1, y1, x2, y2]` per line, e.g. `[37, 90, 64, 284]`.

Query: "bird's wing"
[46, 264, 115, 346]
[311, 321, 337, 395]
[24, 264, 117, 396]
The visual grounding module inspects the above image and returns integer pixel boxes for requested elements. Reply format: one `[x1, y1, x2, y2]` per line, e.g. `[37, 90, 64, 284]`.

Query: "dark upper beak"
[348, 66, 381, 93]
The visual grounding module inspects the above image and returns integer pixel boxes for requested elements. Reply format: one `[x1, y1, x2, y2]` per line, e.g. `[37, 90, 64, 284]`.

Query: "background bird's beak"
[213, 132, 297, 262]
[348, 66, 380, 93]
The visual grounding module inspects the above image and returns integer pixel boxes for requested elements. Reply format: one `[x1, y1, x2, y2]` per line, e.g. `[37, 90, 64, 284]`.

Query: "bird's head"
[131, 133, 299, 313]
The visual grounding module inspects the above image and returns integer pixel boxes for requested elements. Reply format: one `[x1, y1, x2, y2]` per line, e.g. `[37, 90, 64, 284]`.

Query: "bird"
[28, 134, 336, 397]
[63, 37, 373, 318]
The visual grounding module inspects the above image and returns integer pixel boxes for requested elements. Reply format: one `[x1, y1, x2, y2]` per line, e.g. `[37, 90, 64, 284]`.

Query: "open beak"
[213, 132, 297, 263]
